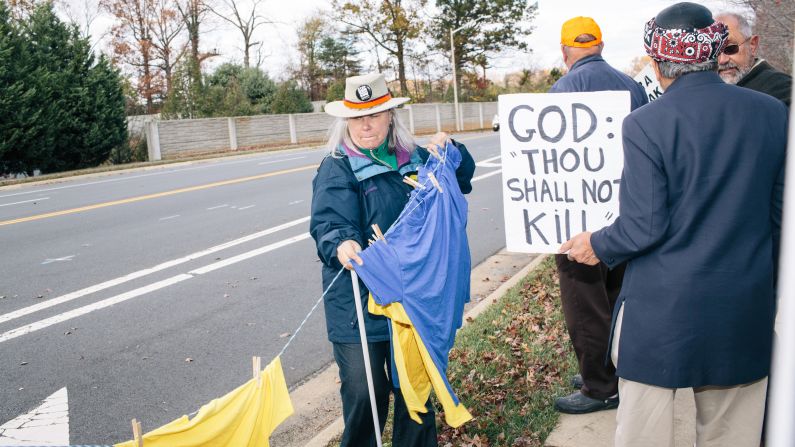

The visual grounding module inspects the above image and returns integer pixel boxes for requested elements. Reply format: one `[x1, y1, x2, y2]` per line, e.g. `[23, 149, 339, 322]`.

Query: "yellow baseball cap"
[561, 16, 602, 47]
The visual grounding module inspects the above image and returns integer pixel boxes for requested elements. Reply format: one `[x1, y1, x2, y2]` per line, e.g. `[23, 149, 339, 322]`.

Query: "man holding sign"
[561, 3, 786, 445]
[548, 16, 647, 414]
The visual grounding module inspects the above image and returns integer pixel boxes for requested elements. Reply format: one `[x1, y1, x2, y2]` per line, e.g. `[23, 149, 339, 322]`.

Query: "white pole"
[765, 53, 795, 447]
[451, 29, 460, 132]
[350, 270, 383, 447]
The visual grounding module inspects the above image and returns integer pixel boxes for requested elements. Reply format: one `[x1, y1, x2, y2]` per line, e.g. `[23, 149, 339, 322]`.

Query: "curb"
[302, 253, 547, 447]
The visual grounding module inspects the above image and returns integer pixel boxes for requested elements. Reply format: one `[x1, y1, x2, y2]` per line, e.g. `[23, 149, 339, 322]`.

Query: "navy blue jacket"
[551, 55, 648, 110]
[310, 142, 475, 343]
[591, 71, 787, 388]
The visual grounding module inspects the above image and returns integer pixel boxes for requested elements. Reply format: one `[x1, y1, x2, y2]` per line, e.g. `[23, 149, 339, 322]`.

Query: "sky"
[63, 0, 745, 81]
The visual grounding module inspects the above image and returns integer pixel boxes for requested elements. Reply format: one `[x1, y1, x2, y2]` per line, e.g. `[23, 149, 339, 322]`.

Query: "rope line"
[277, 266, 345, 358]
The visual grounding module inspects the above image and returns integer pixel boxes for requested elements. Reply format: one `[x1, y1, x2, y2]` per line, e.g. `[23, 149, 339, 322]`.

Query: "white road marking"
[159, 214, 180, 221]
[0, 275, 193, 343]
[237, 205, 255, 210]
[189, 233, 310, 275]
[476, 155, 502, 168]
[472, 169, 502, 182]
[206, 204, 228, 210]
[0, 233, 312, 343]
[0, 148, 496, 342]
[258, 156, 306, 165]
[0, 387, 69, 446]
[41, 255, 75, 265]
[0, 216, 310, 326]
[0, 197, 50, 207]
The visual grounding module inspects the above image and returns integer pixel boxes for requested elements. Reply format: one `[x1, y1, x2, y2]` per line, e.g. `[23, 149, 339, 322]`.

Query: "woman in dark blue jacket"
[309, 72, 475, 446]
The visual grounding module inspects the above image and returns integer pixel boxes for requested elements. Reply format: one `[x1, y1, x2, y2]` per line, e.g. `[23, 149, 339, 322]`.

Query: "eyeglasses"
[723, 36, 753, 55]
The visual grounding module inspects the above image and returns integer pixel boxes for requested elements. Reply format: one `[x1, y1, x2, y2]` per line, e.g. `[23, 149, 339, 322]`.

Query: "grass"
[325, 256, 576, 446]
[437, 256, 577, 446]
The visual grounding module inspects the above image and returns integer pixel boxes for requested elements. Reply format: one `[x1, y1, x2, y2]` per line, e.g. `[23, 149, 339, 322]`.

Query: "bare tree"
[209, 0, 273, 67]
[57, 0, 106, 44]
[175, 0, 211, 67]
[102, 0, 158, 112]
[295, 14, 326, 100]
[732, 0, 794, 74]
[334, 0, 426, 97]
[150, 0, 186, 94]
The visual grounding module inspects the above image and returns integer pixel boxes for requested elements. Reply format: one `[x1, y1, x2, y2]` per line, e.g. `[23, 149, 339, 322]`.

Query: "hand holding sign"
[559, 232, 598, 265]
[499, 91, 631, 254]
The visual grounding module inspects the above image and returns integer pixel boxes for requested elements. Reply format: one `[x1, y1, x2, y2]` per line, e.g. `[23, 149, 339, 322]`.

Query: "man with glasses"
[715, 12, 791, 106]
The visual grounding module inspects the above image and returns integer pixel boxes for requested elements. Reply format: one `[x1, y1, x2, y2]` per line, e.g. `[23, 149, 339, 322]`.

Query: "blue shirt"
[551, 55, 648, 110]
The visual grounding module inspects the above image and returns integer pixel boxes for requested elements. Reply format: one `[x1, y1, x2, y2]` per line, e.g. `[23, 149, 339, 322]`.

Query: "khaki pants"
[611, 304, 768, 447]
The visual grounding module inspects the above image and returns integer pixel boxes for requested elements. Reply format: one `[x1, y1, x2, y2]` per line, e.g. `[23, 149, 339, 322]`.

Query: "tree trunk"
[396, 39, 407, 97]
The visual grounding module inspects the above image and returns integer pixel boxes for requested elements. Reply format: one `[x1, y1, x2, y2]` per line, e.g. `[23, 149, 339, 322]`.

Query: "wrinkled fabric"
[353, 141, 472, 427]
[114, 357, 293, 447]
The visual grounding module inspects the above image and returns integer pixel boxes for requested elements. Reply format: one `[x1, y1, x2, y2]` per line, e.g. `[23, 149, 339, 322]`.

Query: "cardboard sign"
[634, 63, 663, 102]
[498, 91, 631, 254]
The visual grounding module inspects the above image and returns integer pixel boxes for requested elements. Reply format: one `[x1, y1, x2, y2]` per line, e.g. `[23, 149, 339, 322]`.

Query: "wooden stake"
[131, 418, 143, 447]
[402, 176, 424, 189]
[428, 172, 443, 193]
[252, 356, 262, 384]
[371, 224, 386, 243]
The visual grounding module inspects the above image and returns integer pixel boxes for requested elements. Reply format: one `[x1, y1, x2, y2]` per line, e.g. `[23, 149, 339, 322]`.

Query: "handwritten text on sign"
[498, 91, 631, 253]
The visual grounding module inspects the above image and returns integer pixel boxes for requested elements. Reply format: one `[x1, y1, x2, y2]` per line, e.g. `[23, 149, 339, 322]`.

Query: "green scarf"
[359, 138, 397, 170]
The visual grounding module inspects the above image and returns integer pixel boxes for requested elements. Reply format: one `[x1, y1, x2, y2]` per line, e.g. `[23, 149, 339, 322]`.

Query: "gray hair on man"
[325, 109, 416, 157]
[656, 60, 718, 80]
[715, 11, 754, 38]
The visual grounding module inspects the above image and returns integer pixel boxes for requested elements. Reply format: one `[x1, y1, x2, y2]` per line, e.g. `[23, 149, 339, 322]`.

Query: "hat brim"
[324, 97, 410, 118]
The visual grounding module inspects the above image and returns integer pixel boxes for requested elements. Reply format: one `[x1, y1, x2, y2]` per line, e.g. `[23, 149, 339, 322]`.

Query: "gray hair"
[657, 60, 718, 79]
[326, 109, 416, 158]
[715, 12, 754, 38]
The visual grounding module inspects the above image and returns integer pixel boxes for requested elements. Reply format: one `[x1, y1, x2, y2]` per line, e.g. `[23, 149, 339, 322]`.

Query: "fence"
[143, 102, 498, 160]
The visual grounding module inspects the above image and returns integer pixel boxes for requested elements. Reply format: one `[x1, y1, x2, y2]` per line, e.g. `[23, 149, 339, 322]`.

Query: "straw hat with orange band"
[324, 72, 410, 118]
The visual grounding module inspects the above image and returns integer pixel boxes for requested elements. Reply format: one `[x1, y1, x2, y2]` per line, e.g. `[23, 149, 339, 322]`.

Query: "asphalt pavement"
[0, 131, 507, 445]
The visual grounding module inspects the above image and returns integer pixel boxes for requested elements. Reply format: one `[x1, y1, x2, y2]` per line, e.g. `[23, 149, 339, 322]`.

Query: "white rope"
[277, 266, 346, 358]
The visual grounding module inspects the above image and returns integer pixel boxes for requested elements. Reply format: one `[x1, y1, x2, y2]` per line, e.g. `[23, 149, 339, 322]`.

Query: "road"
[0, 131, 505, 445]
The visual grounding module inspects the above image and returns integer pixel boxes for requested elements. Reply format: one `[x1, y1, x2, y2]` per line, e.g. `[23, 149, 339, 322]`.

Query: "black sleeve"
[451, 139, 475, 194]
[309, 156, 362, 268]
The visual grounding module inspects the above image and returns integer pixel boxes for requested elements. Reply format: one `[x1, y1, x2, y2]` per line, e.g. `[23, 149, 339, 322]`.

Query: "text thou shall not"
[498, 91, 631, 254]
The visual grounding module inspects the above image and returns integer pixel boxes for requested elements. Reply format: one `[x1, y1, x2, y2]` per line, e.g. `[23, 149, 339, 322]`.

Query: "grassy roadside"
[325, 256, 576, 447]
[436, 255, 576, 446]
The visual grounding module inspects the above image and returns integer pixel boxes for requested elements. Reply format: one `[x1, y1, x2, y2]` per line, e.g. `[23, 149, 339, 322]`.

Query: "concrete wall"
[145, 102, 497, 160]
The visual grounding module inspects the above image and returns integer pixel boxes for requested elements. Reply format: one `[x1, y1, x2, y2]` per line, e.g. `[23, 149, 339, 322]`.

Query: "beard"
[719, 61, 753, 84]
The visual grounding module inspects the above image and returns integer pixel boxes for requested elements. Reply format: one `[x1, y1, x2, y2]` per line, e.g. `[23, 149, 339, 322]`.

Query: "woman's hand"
[428, 132, 449, 151]
[337, 240, 363, 270]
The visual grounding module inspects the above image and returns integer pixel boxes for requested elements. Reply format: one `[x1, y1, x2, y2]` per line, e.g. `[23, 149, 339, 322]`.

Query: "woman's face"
[347, 111, 390, 149]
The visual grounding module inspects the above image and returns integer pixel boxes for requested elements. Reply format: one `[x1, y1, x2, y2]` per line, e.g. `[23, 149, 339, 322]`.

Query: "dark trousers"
[333, 342, 437, 447]
[556, 254, 626, 400]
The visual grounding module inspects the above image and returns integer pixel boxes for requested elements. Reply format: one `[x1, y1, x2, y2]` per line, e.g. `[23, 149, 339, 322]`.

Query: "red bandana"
[644, 18, 729, 64]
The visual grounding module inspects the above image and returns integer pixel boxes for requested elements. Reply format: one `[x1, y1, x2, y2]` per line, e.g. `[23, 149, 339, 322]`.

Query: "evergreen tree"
[270, 81, 313, 114]
[0, 3, 127, 175]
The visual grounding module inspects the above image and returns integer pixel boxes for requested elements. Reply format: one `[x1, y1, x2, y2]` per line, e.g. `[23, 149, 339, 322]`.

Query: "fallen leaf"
[279, 332, 290, 338]
[185, 358, 193, 362]
[20, 361, 28, 366]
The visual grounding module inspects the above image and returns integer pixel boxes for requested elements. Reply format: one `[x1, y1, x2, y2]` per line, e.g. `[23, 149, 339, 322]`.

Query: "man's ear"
[749, 35, 760, 57]
[560, 44, 568, 64]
